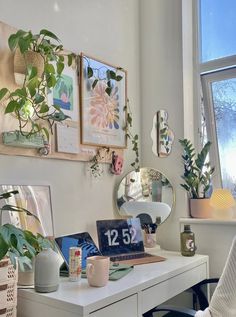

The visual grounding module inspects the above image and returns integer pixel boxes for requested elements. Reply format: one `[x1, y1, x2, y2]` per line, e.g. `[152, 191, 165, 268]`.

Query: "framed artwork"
[0, 185, 54, 237]
[48, 63, 79, 122]
[80, 53, 127, 148]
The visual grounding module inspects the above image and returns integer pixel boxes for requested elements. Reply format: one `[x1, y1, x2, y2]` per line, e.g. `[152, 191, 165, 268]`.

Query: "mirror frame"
[115, 167, 175, 225]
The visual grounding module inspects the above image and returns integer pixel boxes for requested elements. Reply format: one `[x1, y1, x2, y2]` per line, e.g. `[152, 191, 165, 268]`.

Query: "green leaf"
[56, 61, 64, 75]
[46, 74, 57, 88]
[4, 100, 18, 114]
[52, 104, 61, 111]
[42, 127, 49, 141]
[105, 87, 112, 96]
[116, 75, 123, 81]
[34, 94, 45, 104]
[0, 88, 9, 100]
[45, 63, 55, 74]
[27, 77, 39, 97]
[10, 86, 23, 97]
[8, 34, 19, 51]
[87, 66, 93, 78]
[18, 37, 30, 54]
[39, 103, 49, 113]
[39, 29, 60, 42]
[67, 54, 73, 66]
[28, 66, 38, 80]
[48, 112, 71, 122]
[0, 234, 8, 261]
[0, 190, 19, 200]
[1, 204, 39, 221]
[92, 79, 98, 89]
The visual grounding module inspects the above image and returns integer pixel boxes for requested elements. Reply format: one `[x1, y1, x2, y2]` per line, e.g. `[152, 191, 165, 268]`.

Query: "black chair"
[143, 236, 236, 317]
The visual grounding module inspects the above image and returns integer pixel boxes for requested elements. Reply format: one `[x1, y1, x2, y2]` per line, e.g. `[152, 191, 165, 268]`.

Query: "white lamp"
[209, 189, 235, 219]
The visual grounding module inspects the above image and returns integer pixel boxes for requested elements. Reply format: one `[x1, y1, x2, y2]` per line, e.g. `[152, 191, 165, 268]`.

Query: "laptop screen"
[55, 232, 101, 269]
[96, 218, 144, 256]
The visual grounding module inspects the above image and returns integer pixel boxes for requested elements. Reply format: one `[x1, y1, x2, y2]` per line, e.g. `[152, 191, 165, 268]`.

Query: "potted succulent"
[179, 139, 215, 218]
[0, 28, 74, 141]
[0, 190, 53, 285]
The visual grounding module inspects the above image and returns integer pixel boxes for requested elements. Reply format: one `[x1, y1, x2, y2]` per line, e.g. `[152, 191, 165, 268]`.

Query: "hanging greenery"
[0, 28, 75, 140]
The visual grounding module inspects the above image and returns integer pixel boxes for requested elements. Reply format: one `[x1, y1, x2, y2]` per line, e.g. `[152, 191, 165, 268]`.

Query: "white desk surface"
[18, 250, 209, 317]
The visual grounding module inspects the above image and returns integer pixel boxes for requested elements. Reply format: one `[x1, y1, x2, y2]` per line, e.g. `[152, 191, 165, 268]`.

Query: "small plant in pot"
[0, 190, 53, 285]
[179, 139, 215, 218]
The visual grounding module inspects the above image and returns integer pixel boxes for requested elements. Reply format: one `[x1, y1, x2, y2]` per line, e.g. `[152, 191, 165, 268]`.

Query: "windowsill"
[179, 217, 236, 225]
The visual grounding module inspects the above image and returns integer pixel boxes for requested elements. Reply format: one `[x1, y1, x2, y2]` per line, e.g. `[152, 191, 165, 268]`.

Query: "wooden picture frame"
[80, 53, 127, 148]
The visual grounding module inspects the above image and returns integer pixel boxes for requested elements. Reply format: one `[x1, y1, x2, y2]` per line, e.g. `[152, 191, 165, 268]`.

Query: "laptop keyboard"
[110, 252, 154, 262]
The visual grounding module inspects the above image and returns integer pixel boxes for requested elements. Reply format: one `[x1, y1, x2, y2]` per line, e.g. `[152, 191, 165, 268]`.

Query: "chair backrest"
[208, 236, 236, 316]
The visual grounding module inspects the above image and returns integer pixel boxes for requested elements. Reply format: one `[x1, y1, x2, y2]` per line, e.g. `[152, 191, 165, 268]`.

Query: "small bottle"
[180, 225, 195, 256]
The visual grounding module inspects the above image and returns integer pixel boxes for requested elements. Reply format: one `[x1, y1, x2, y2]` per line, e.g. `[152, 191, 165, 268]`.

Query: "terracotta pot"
[189, 198, 213, 218]
[13, 49, 44, 85]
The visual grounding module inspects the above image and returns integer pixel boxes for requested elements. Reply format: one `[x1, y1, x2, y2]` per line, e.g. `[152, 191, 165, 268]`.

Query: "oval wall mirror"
[116, 168, 174, 224]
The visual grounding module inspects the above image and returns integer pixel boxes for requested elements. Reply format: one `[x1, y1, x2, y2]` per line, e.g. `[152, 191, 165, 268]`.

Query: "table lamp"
[209, 189, 235, 219]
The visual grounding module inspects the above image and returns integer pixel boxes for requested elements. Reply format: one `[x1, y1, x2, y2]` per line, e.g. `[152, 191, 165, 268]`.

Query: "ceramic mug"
[86, 256, 110, 287]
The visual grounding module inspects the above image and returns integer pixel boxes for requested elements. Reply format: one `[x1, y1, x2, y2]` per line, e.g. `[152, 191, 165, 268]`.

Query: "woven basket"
[0, 259, 18, 317]
[13, 48, 44, 85]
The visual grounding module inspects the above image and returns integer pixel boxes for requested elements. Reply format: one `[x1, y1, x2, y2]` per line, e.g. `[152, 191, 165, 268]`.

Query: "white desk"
[17, 250, 209, 317]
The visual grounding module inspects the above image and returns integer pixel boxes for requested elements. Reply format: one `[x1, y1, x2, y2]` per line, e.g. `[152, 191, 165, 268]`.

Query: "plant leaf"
[87, 66, 93, 78]
[39, 29, 60, 42]
[4, 100, 18, 114]
[92, 79, 98, 89]
[0, 88, 9, 100]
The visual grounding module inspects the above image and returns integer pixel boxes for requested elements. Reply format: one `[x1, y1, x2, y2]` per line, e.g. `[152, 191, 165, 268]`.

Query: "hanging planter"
[13, 49, 44, 85]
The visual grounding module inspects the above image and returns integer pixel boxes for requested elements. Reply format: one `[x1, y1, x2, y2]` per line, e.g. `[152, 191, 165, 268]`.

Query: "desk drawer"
[141, 263, 207, 313]
[90, 294, 138, 317]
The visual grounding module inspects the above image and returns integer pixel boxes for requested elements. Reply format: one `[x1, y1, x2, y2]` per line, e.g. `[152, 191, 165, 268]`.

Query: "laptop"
[96, 218, 166, 265]
[55, 231, 101, 270]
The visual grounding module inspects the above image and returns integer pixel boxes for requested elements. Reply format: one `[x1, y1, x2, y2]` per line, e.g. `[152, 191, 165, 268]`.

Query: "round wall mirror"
[116, 168, 174, 225]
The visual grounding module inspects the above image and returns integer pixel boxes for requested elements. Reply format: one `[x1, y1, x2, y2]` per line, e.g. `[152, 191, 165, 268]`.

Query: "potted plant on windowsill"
[0, 190, 53, 286]
[179, 139, 215, 218]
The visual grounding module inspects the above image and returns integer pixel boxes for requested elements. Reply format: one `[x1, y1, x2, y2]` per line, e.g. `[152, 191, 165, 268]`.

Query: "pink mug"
[86, 256, 110, 287]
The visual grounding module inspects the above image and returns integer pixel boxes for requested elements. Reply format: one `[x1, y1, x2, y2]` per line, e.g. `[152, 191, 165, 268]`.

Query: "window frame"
[193, 0, 236, 189]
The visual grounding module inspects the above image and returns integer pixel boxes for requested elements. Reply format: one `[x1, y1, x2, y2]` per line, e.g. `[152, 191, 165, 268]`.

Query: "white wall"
[140, 0, 186, 251]
[0, 0, 141, 240]
[140, 0, 236, 279]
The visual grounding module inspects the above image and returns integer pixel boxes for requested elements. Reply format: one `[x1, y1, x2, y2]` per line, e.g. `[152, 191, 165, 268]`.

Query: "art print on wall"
[80, 53, 127, 148]
[0, 185, 54, 237]
[48, 63, 79, 122]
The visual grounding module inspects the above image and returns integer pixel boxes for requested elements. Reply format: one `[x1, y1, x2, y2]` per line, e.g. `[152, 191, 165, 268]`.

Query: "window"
[199, 0, 236, 194]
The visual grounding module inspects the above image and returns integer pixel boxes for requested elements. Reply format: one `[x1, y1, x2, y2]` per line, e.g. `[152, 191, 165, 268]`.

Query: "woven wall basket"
[13, 49, 44, 85]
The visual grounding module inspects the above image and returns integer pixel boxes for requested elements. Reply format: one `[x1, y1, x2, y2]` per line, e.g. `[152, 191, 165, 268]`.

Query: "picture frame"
[48, 61, 79, 123]
[80, 53, 127, 148]
[0, 185, 54, 237]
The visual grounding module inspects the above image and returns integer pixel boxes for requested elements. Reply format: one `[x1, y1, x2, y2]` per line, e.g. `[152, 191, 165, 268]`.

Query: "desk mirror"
[116, 168, 174, 224]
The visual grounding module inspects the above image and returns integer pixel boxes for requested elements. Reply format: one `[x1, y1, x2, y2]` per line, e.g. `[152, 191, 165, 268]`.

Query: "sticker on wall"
[151, 109, 174, 157]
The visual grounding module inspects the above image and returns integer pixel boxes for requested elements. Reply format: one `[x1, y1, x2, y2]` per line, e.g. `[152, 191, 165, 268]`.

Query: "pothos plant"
[84, 57, 139, 173]
[0, 28, 75, 140]
[179, 139, 215, 199]
[0, 190, 53, 270]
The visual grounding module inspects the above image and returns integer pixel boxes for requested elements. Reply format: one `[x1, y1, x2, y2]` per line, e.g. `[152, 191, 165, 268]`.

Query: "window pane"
[200, 0, 236, 62]
[211, 78, 236, 195]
